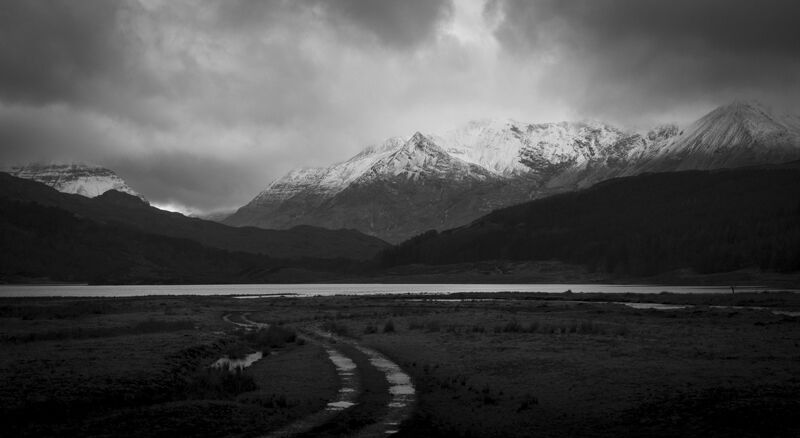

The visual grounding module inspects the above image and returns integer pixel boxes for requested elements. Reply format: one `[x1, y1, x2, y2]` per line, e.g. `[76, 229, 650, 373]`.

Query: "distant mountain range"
[225, 101, 800, 242]
[2, 158, 798, 285]
[7, 163, 146, 201]
[0, 173, 388, 261]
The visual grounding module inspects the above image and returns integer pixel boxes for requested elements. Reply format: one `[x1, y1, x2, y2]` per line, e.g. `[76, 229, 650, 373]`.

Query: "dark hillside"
[0, 198, 355, 284]
[381, 163, 800, 278]
[0, 172, 388, 260]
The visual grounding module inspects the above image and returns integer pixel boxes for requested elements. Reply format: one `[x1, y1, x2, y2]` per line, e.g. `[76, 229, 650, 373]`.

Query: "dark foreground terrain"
[1, 290, 799, 437]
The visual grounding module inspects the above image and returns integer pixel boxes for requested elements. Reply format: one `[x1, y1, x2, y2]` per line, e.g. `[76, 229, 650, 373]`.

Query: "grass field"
[1, 291, 798, 437]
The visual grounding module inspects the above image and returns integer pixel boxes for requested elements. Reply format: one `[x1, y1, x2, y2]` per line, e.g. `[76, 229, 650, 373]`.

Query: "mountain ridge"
[0, 172, 389, 260]
[7, 162, 146, 202]
[226, 100, 800, 242]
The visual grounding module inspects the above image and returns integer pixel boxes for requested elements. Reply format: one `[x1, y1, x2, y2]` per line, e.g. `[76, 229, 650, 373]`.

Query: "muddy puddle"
[325, 347, 359, 411]
[353, 345, 416, 436]
[213, 351, 264, 371]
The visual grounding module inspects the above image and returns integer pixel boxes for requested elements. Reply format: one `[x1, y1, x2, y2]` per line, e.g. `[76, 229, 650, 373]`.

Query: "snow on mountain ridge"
[226, 100, 800, 242]
[637, 100, 800, 171]
[360, 131, 497, 182]
[435, 118, 632, 177]
[253, 136, 406, 203]
[8, 163, 146, 201]
[248, 100, 800, 220]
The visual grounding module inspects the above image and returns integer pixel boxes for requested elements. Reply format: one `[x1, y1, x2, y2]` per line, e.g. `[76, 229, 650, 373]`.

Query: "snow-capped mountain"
[225, 132, 515, 241]
[7, 163, 146, 202]
[226, 101, 800, 243]
[634, 100, 800, 173]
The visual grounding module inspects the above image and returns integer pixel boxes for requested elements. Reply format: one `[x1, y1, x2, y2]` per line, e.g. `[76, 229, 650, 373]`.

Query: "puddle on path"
[260, 341, 362, 438]
[353, 345, 416, 437]
[212, 351, 263, 371]
[325, 347, 360, 411]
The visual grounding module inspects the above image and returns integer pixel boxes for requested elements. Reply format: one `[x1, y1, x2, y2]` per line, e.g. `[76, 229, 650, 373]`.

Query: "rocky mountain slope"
[8, 163, 146, 201]
[226, 101, 800, 243]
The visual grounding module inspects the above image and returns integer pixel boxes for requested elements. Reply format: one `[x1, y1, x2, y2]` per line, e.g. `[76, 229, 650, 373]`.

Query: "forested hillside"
[380, 163, 800, 277]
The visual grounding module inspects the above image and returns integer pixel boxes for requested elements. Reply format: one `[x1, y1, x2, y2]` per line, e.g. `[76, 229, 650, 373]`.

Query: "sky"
[1, 0, 798, 214]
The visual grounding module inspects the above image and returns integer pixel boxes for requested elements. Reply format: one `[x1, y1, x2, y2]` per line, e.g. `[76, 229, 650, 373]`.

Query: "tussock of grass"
[241, 325, 297, 350]
[404, 316, 630, 337]
[184, 367, 257, 400]
[321, 320, 350, 337]
[489, 318, 629, 336]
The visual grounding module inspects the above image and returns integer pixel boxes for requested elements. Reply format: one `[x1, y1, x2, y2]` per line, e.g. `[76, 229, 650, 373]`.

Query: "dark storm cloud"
[309, 0, 454, 49]
[490, 0, 800, 121]
[210, 0, 453, 49]
[0, 1, 160, 108]
[492, 0, 800, 55]
[2, 0, 797, 214]
[111, 152, 268, 213]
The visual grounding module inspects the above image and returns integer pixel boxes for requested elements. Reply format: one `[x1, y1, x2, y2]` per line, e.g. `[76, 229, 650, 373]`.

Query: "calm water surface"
[0, 283, 789, 297]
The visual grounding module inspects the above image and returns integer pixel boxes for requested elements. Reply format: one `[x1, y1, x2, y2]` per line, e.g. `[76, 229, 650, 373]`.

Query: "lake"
[0, 283, 789, 297]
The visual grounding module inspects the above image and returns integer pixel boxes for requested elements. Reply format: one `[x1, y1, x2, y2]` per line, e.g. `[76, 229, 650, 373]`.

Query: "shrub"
[383, 319, 395, 333]
[222, 342, 255, 360]
[243, 325, 297, 349]
[408, 319, 425, 330]
[517, 393, 539, 411]
[502, 319, 524, 333]
[321, 320, 350, 337]
[185, 366, 257, 399]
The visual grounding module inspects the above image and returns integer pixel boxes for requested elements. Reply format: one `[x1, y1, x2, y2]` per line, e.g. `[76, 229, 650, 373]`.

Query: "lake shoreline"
[0, 282, 798, 298]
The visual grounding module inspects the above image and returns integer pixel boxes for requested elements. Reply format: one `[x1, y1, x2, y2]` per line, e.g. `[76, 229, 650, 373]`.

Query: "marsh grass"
[184, 366, 257, 400]
[2, 319, 195, 343]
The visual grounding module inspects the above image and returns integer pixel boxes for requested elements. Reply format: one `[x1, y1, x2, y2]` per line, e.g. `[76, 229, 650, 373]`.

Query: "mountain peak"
[709, 99, 776, 122]
[721, 99, 768, 111]
[408, 131, 429, 144]
[697, 99, 797, 136]
[8, 162, 146, 202]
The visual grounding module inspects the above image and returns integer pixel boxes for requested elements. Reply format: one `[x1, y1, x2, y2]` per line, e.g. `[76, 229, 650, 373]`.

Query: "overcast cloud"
[1, 0, 798, 213]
